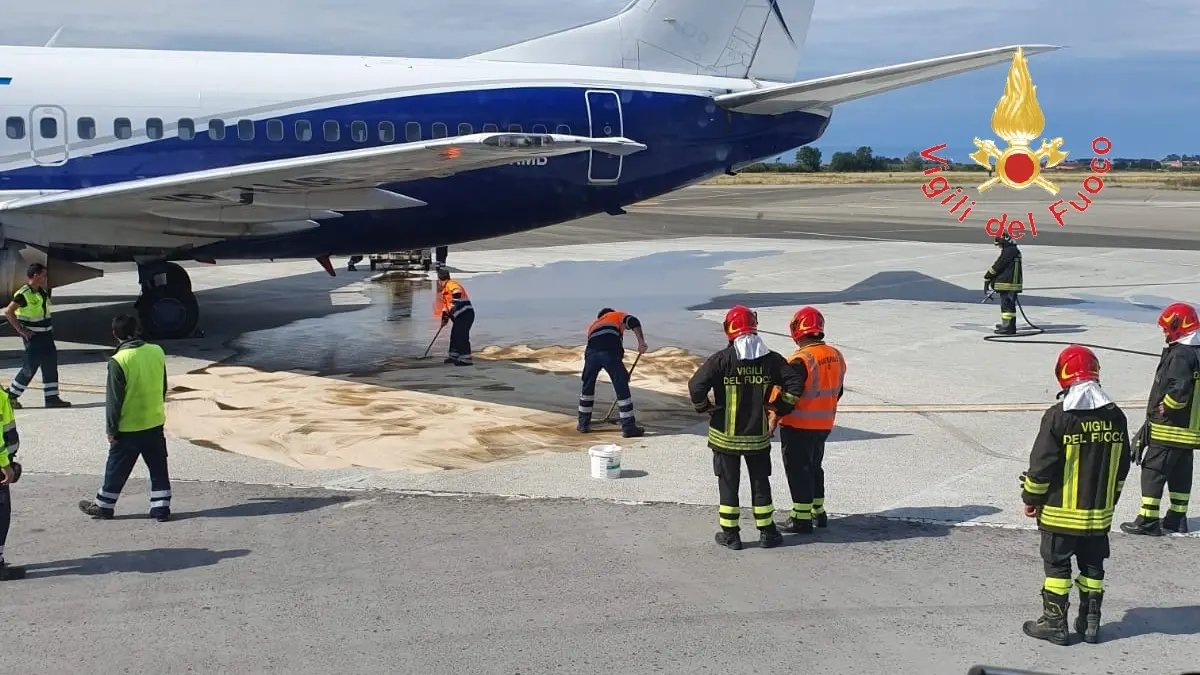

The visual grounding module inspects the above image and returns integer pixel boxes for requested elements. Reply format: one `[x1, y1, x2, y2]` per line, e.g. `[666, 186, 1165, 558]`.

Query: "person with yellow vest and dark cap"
[775, 306, 846, 535]
[1120, 301, 1200, 536]
[577, 308, 647, 438]
[1020, 344, 1130, 646]
[79, 314, 172, 522]
[984, 232, 1023, 335]
[3, 263, 71, 409]
[436, 268, 475, 366]
[688, 305, 805, 550]
[0, 387, 26, 581]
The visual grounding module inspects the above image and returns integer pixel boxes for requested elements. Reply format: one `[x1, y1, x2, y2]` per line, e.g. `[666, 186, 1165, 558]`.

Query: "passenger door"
[29, 105, 69, 165]
[584, 90, 623, 184]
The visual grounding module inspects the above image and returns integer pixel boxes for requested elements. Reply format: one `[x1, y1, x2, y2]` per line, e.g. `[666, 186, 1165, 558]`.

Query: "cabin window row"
[5, 115, 574, 143]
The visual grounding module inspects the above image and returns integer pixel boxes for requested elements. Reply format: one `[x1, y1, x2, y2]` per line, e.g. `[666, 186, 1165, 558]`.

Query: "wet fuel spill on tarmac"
[164, 250, 782, 473]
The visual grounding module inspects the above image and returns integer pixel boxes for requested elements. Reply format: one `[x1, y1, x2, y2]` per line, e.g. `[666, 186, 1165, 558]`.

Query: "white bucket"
[588, 444, 622, 480]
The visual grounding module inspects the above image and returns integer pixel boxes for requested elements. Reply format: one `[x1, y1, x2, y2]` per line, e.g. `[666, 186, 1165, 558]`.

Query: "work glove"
[1132, 423, 1148, 465]
[440, 312, 450, 327]
[1018, 471, 1028, 490]
[983, 280, 992, 293]
[695, 400, 714, 414]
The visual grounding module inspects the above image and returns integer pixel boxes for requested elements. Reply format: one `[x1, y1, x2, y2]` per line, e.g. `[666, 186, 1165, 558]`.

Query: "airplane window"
[295, 120, 312, 141]
[237, 119, 254, 141]
[378, 121, 395, 143]
[405, 122, 421, 142]
[38, 117, 58, 139]
[77, 117, 96, 140]
[208, 119, 226, 140]
[457, 123, 472, 136]
[4, 117, 23, 140]
[177, 118, 195, 141]
[114, 118, 132, 140]
[323, 120, 340, 142]
[350, 120, 368, 143]
[146, 118, 164, 140]
[532, 124, 547, 134]
[555, 124, 571, 135]
[507, 124, 522, 132]
[431, 122, 448, 139]
[482, 123, 498, 132]
[266, 119, 284, 141]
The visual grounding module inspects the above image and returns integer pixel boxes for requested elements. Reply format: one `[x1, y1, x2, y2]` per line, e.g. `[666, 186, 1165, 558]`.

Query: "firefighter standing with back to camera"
[1120, 301, 1200, 536]
[576, 308, 647, 438]
[1020, 345, 1130, 646]
[688, 306, 804, 550]
[436, 268, 474, 366]
[775, 306, 846, 534]
[984, 232, 1023, 335]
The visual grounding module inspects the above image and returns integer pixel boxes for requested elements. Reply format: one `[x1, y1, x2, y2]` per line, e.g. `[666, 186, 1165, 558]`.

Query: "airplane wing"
[0, 133, 646, 238]
[713, 45, 1060, 115]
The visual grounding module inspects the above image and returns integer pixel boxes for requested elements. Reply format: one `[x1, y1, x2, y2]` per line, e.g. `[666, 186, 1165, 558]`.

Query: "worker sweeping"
[688, 305, 805, 551]
[776, 306, 846, 534]
[1020, 345, 1130, 646]
[435, 268, 474, 366]
[577, 308, 647, 438]
[984, 232, 1023, 335]
[1120, 302, 1200, 536]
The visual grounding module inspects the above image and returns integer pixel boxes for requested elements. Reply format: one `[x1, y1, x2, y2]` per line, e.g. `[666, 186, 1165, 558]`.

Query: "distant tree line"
[737, 146, 1197, 173]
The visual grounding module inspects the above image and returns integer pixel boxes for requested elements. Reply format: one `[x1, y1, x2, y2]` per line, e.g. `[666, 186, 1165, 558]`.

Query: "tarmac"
[4, 183, 1200, 675]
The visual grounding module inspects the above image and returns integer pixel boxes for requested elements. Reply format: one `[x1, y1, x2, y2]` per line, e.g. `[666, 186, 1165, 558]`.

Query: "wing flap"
[715, 44, 1060, 115]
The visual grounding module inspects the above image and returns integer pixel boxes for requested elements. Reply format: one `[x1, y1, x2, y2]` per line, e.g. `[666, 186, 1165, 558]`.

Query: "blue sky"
[3, 0, 1194, 161]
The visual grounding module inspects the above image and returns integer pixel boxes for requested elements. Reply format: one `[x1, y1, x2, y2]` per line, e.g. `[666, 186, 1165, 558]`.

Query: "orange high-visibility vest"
[435, 280, 471, 317]
[586, 311, 628, 342]
[778, 342, 846, 431]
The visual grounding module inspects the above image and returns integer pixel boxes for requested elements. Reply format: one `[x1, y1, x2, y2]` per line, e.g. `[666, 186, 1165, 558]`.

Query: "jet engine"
[0, 244, 104, 301]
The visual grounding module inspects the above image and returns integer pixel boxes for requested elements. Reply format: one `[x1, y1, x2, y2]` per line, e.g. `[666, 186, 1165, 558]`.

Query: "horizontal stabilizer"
[714, 45, 1060, 115]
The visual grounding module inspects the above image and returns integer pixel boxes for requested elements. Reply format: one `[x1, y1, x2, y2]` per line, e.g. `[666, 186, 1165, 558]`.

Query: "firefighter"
[3, 262, 72, 409]
[577, 308, 647, 438]
[0, 385, 25, 581]
[79, 314, 172, 522]
[984, 232, 1023, 335]
[1120, 301, 1200, 536]
[436, 268, 474, 366]
[775, 306, 846, 534]
[1020, 345, 1130, 646]
[688, 305, 805, 550]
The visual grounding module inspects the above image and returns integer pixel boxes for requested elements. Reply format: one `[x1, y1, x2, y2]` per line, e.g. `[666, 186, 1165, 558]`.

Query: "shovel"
[603, 351, 642, 424]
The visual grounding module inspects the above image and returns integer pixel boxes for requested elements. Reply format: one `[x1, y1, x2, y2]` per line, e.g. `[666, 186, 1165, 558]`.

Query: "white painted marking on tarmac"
[784, 230, 917, 243]
[342, 498, 379, 509]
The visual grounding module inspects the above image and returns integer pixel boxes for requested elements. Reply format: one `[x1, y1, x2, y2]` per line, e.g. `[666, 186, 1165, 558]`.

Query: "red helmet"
[1055, 344, 1100, 389]
[1157, 302, 1200, 343]
[723, 305, 758, 340]
[789, 306, 825, 341]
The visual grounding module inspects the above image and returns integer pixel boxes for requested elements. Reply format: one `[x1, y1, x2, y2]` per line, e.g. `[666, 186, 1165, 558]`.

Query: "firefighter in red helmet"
[1020, 344, 1130, 646]
[775, 306, 846, 534]
[1120, 301, 1200, 536]
[688, 305, 805, 550]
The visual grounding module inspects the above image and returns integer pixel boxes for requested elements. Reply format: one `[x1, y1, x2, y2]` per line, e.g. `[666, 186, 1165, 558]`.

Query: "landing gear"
[134, 261, 201, 339]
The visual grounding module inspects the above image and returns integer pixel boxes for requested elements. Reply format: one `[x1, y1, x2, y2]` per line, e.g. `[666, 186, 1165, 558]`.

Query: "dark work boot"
[78, 500, 114, 520]
[0, 561, 25, 581]
[1162, 511, 1190, 534]
[1120, 515, 1163, 536]
[779, 517, 813, 534]
[715, 529, 743, 550]
[621, 420, 645, 438]
[814, 511, 828, 528]
[577, 413, 591, 434]
[44, 396, 71, 408]
[1022, 590, 1071, 646]
[758, 524, 783, 549]
[149, 507, 171, 522]
[1074, 590, 1102, 644]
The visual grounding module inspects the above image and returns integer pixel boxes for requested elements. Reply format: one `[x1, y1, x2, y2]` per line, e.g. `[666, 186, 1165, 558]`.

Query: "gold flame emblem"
[968, 47, 1068, 195]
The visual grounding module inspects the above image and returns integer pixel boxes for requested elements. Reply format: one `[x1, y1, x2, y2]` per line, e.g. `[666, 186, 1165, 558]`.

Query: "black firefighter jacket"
[688, 341, 805, 454]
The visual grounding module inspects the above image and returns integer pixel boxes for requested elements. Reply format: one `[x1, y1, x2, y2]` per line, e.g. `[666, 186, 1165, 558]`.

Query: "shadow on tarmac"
[107, 495, 354, 521]
[738, 505, 1003, 548]
[1104, 605, 1200, 641]
[22, 547, 250, 578]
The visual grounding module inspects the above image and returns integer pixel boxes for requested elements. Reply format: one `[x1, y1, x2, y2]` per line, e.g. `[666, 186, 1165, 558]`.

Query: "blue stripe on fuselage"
[1, 87, 828, 261]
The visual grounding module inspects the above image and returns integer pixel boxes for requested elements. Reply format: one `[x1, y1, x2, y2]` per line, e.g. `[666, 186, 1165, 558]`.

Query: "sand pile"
[165, 346, 707, 473]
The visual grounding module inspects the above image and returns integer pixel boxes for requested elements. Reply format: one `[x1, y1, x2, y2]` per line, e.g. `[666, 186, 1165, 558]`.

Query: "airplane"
[0, 0, 1058, 339]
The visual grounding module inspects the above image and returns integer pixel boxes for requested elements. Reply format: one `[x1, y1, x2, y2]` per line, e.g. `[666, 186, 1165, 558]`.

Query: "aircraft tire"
[161, 261, 192, 293]
[137, 285, 200, 340]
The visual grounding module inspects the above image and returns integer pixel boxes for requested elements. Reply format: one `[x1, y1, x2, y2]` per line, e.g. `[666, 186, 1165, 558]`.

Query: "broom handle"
[422, 321, 446, 358]
[604, 351, 642, 421]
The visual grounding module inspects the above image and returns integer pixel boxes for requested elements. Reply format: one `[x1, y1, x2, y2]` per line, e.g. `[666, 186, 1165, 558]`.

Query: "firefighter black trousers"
[0, 485, 10, 560]
[1137, 445, 1193, 521]
[1039, 530, 1109, 596]
[714, 450, 774, 531]
[780, 427, 828, 521]
[8, 333, 60, 402]
[448, 308, 475, 363]
[93, 426, 172, 513]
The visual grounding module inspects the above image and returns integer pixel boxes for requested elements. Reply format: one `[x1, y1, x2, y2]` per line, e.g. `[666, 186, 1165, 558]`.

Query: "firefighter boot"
[1074, 590, 1102, 644]
[1162, 511, 1190, 534]
[1022, 590, 1071, 646]
[758, 523, 783, 549]
[814, 512, 828, 528]
[715, 528, 743, 550]
[994, 318, 1016, 335]
[1119, 515, 1163, 536]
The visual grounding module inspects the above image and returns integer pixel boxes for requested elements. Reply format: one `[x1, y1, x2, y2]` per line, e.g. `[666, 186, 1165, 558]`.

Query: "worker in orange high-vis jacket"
[577, 308, 647, 438]
[435, 268, 474, 366]
[775, 306, 846, 534]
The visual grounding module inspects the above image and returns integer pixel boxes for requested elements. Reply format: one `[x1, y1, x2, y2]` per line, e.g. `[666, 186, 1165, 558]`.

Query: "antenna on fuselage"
[43, 27, 65, 48]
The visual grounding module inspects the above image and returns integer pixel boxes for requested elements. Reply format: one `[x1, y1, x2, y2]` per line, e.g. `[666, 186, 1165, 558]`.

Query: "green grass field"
[703, 170, 1200, 190]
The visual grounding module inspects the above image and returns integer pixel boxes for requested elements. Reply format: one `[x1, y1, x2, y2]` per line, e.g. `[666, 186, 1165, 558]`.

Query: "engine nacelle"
[0, 245, 104, 301]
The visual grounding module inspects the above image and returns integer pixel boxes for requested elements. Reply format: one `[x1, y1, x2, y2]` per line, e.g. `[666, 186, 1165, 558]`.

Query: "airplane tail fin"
[467, 0, 815, 82]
